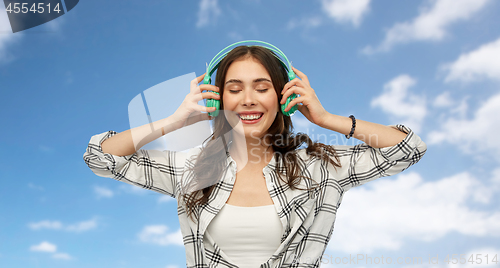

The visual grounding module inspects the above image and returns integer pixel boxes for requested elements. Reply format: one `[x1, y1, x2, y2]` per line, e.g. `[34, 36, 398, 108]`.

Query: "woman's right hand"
[170, 73, 220, 130]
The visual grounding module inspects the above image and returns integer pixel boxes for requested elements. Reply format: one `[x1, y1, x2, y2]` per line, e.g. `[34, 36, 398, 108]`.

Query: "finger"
[196, 73, 206, 83]
[198, 83, 220, 93]
[281, 78, 304, 95]
[280, 85, 306, 104]
[194, 103, 217, 113]
[190, 74, 205, 94]
[284, 96, 306, 112]
[191, 91, 220, 102]
[201, 92, 221, 100]
[292, 66, 310, 85]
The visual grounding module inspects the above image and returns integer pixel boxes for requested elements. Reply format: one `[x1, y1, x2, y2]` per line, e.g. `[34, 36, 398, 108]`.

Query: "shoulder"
[294, 146, 336, 163]
[293, 147, 323, 168]
[136, 146, 204, 167]
[180, 146, 204, 163]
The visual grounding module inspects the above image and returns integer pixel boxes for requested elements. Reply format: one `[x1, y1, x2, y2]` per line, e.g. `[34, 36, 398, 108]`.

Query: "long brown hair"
[182, 46, 341, 221]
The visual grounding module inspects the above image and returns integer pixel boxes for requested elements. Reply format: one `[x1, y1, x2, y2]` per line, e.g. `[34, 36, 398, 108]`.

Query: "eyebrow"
[225, 78, 272, 85]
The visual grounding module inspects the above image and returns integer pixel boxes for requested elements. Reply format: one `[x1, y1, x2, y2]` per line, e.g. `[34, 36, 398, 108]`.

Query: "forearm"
[101, 115, 181, 156]
[321, 113, 407, 148]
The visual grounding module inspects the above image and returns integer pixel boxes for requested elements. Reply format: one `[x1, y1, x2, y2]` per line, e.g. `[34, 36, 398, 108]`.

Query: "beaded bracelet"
[345, 115, 356, 139]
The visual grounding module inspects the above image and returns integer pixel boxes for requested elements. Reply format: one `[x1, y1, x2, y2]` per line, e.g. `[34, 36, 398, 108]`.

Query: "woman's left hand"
[281, 66, 329, 128]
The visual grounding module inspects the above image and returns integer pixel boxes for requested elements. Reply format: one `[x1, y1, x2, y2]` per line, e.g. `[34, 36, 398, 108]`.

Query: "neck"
[229, 132, 274, 168]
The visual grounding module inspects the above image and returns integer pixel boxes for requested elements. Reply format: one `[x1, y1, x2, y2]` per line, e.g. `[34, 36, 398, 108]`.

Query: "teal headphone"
[203, 40, 299, 117]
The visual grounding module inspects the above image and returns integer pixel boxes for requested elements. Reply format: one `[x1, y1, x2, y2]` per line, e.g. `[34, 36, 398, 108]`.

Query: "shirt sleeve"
[82, 130, 187, 198]
[331, 124, 427, 192]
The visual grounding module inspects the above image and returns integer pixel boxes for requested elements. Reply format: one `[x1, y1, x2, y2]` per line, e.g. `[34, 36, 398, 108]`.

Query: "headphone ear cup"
[281, 93, 298, 116]
[206, 91, 220, 117]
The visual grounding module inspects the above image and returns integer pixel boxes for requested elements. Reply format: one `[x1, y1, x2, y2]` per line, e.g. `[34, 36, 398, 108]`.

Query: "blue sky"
[1, 0, 500, 267]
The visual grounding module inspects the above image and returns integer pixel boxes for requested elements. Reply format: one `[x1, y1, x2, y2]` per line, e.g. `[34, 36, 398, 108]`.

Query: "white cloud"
[321, 0, 371, 27]
[329, 171, 500, 253]
[287, 0, 369, 31]
[52, 252, 72, 260]
[29, 242, 73, 260]
[287, 16, 323, 31]
[427, 92, 500, 160]
[450, 97, 469, 118]
[196, 0, 221, 28]
[29, 218, 97, 232]
[96, 184, 160, 198]
[94, 186, 114, 198]
[38, 145, 54, 153]
[65, 219, 97, 232]
[434, 94, 469, 118]
[43, 15, 64, 32]
[29, 220, 63, 230]
[442, 37, 500, 83]
[1, 1, 65, 64]
[158, 195, 175, 203]
[433, 91, 453, 108]
[227, 31, 243, 41]
[138, 225, 184, 246]
[0, 5, 22, 63]
[30, 241, 57, 253]
[119, 184, 149, 195]
[65, 70, 74, 84]
[28, 183, 45, 191]
[371, 74, 427, 132]
[363, 0, 491, 54]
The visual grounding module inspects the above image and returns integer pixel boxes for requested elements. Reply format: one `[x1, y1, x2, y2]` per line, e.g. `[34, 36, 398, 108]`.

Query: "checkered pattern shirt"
[83, 124, 426, 268]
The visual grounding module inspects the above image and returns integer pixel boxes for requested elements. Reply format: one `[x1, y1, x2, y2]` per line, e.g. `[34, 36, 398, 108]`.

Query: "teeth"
[239, 114, 263, 120]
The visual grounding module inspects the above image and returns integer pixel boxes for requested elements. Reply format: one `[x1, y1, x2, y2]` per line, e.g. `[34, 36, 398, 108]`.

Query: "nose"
[241, 88, 257, 107]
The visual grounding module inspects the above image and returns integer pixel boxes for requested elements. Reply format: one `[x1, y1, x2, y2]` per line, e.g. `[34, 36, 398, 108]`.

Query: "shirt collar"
[225, 150, 286, 175]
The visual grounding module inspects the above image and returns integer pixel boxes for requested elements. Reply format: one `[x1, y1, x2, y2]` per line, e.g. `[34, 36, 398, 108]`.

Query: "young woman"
[84, 43, 426, 268]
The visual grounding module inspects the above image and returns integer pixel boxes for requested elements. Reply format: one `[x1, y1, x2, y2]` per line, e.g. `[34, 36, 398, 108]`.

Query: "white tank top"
[204, 203, 283, 267]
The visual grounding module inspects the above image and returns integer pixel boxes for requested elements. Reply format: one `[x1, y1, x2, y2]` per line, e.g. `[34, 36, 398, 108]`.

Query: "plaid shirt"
[83, 124, 426, 268]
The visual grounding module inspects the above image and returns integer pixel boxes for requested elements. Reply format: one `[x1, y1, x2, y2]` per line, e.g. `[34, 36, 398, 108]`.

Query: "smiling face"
[222, 56, 279, 139]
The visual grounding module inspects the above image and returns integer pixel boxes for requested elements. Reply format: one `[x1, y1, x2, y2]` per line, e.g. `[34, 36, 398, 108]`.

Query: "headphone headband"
[203, 40, 296, 84]
[203, 40, 298, 117]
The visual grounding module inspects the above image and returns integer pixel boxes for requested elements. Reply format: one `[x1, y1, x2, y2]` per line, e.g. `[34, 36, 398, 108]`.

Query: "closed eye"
[228, 89, 268, 93]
